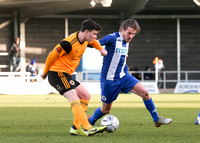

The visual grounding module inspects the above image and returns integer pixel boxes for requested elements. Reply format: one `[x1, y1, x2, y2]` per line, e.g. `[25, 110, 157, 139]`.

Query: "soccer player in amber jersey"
[41, 19, 107, 136]
[88, 19, 172, 127]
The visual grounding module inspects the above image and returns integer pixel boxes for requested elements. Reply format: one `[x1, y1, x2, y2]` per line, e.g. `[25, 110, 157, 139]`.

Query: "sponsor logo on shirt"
[116, 48, 128, 55]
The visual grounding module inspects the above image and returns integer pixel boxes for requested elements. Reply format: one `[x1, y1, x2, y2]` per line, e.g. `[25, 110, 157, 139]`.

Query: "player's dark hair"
[80, 19, 102, 32]
[119, 19, 140, 34]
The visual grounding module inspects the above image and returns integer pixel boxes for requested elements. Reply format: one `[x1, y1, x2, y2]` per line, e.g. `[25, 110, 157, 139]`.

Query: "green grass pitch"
[0, 93, 200, 143]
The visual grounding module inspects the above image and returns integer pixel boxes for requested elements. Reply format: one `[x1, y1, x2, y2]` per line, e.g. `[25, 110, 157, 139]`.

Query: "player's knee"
[141, 92, 150, 100]
[102, 109, 111, 114]
[143, 95, 151, 100]
[104, 110, 110, 114]
[86, 94, 91, 100]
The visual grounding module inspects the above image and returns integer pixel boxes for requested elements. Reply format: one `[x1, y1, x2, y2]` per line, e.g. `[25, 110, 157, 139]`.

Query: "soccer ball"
[101, 115, 119, 132]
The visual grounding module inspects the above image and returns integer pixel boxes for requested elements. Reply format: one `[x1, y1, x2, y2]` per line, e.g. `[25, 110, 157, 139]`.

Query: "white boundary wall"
[0, 80, 159, 95]
[0, 80, 56, 95]
[174, 82, 200, 93]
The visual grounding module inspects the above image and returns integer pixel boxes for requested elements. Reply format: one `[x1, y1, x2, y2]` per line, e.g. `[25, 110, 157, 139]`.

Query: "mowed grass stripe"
[0, 107, 199, 143]
[0, 94, 200, 108]
[0, 94, 200, 143]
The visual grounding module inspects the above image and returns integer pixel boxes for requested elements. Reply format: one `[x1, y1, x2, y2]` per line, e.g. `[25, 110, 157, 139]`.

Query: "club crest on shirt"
[56, 47, 62, 53]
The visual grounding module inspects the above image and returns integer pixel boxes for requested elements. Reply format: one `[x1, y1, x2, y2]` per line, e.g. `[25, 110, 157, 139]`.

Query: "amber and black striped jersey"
[43, 32, 103, 76]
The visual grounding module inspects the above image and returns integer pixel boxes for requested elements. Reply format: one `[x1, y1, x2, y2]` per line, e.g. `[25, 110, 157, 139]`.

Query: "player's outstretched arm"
[42, 47, 60, 78]
[90, 40, 107, 56]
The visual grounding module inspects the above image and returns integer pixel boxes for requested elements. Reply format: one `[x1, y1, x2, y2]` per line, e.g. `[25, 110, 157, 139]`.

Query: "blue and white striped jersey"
[99, 32, 129, 81]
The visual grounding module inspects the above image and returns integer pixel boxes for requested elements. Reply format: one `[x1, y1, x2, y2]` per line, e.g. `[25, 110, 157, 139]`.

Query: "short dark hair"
[119, 19, 140, 34]
[80, 19, 102, 32]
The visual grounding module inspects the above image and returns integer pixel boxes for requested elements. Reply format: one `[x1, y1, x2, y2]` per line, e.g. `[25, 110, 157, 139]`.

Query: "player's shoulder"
[61, 32, 78, 46]
[108, 32, 119, 39]
[101, 32, 119, 42]
[63, 32, 77, 40]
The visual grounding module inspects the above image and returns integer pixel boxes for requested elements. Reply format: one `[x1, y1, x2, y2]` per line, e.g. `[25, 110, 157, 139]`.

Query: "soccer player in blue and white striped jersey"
[195, 110, 200, 124]
[88, 19, 172, 127]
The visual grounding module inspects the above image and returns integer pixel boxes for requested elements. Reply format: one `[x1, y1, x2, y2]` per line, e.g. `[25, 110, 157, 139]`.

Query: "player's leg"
[48, 71, 105, 135]
[130, 82, 172, 127]
[120, 74, 172, 127]
[63, 89, 87, 135]
[72, 84, 90, 131]
[89, 102, 113, 125]
[195, 110, 200, 125]
[75, 84, 91, 112]
[63, 89, 106, 136]
[121, 75, 158, 123]
[130, 82, 159, 122]
[63, 90, 92, 130]
[89, 77, 120, 125]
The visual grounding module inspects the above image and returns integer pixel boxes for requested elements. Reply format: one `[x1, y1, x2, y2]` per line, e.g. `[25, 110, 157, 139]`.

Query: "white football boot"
[154, 117, 172, 127]
[195, 117, 200, 125]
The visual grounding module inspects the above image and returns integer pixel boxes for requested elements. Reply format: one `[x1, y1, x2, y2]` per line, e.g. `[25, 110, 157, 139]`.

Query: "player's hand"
[40, 73, 47, 80]
[100, 48, 107, 56]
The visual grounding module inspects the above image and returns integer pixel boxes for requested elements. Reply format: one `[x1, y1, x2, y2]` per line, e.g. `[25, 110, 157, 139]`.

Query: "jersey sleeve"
[43, 41, 72, 74]
[60, 41, 72, 53]
[89, 39, 103, 50]
[43, 47, 59, 74]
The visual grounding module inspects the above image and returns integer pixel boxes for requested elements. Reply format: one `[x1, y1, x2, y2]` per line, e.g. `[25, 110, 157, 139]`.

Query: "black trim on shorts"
[48, 71, 80, 95]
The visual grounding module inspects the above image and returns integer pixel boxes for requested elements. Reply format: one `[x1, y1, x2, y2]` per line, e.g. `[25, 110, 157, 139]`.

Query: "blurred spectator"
[144, 66, 153, 80]
[26, 58, 39, 82]
[10, 37, 21, 72]
[157, 59, 165, 72]
[129, 66, 141, 80]
[156, 58, 165, 87]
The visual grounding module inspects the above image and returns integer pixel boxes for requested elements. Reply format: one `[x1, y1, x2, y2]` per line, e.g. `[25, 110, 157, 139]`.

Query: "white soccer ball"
[101, 115, 119, 132]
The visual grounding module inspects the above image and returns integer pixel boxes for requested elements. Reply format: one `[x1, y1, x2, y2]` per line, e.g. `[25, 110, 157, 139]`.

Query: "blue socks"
[143, 98, 159, 122]
[89, 107, 105, 125]
[89, 99, 159, 124]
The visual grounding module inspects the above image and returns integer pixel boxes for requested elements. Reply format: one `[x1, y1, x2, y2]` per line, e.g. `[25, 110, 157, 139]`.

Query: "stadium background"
[0, 0, 200, 89]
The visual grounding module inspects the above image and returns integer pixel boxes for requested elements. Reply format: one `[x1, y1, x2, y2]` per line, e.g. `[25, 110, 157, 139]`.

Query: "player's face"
[86, 30, 99, 43]
[121, 27, 137, 43]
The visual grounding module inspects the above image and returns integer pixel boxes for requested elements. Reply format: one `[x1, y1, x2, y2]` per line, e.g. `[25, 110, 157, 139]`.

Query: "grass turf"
[0, 93, 200, 143]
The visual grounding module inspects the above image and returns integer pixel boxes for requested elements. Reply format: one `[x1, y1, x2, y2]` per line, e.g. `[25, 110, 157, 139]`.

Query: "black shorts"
[48, 71, 80, 95]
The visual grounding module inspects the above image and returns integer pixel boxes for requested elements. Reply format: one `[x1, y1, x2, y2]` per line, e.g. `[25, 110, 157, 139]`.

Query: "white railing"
[0, 52, 9, 69]
[0, 72, 55, 95]
[0, 72, 42, 82]
[129, 71, 200, 89]
[75, 70, 200, 89]
[0, 71, 199, 89]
